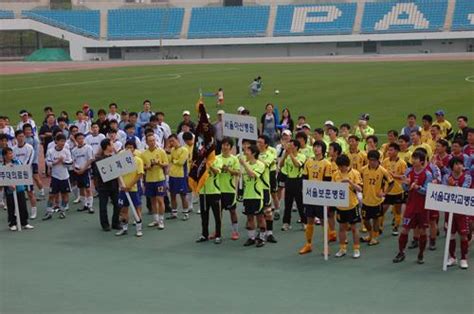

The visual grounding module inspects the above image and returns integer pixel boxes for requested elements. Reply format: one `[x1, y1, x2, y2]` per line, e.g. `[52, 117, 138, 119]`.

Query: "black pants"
[283, 178, 306, 225]
[6, 191, 28, 227]
[199, 194, 221, 238]
[98, 189, 120, 229]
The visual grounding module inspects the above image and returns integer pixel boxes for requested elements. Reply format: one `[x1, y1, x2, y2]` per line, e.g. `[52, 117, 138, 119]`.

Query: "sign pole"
[13, 190, 22, 232]
[442, 212, 454, 271]
[118, 177, 140, 223]
[323, 206, 328, 261]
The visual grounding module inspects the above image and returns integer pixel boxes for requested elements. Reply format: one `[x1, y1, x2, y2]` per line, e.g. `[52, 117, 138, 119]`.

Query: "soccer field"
[0, 60, 473, 314]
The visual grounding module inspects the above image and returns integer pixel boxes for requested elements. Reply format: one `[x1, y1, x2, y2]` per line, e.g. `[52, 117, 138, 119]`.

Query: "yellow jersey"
[140, 147, 168, 182]
[329, 160, 339, 177]
[347, 150, 367, 172]
[303, 157, 332, 181]
[185, 143, 194, 172]
[398, 150, 412, 166]
[360, 165, 394, 206]
[432, 120, 452, 139]
[332, 168, 362, 210]
[420, 128, 431, 143]
[381, 157, 407, 195]
[121, 155, 144, 192]
[168, 146, 189, 178]
[409, 143, 433, 160]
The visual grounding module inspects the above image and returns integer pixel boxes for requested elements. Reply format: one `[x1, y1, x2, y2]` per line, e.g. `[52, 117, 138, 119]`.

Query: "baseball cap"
[19, 110, 28, 116]
[360, 113, 370, 121]
[435, 109, 445, 116]
[324, 120, 334, 126]
[282, 130, 292, 137]
[217, 110, 225, 115]
[182, 110, 190, 116]
[237, 106, 245, 113]
[302, 123, 311, 130]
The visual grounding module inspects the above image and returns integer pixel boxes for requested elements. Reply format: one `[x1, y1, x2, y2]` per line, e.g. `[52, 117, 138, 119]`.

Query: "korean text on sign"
[0, 165, 33, 186]
[222, 113, 258, 140]
[302, 180, 349, 207]
[96, 151, 136, 183]
[425, 183, 474, 216]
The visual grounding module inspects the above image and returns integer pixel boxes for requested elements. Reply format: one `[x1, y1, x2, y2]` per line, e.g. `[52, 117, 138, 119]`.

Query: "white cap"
[302, 123, 311, 129]
[237, 106, 245, 113]
[324, 120, 334, 126]
[217, 110, 225, 115]
[282, 130, 292, 136]
[182, 110, 190, 116]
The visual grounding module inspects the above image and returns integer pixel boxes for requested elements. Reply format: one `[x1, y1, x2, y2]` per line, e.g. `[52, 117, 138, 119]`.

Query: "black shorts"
[243, 199, 263, 216]
[362, 204, 383, 220]
[50, 178, 71, 194]
[305, 205, 324, 219]
[270, 170, 277, 193]
[32, 163, 39, 174]
[74, 171, 91, 189]
[263, 189, 271, 208]
[383, 193, 404, 205]
[68, 170, 76, 184]
[336, 207, 361, 224]
[221, 192, 236, 210]
[277, 172, 286, 188]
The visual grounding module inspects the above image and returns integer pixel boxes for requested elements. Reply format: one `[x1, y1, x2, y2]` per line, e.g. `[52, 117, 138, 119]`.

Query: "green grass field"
[0, 61, 473, 314]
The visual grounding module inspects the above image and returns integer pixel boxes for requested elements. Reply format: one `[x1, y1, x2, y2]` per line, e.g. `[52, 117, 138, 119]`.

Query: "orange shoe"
[299, 243, 313, 255]
[231, 231, 240, 241]
[329, 234, 337, 242]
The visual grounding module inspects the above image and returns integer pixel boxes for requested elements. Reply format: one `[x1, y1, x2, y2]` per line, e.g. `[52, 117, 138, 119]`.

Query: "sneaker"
[63, 204, 69, 211]
[23, 224, 34, 230]
[353, 249, 361, 259]
[231, 231, 240, 240]
[335, 249, 347, 258]
[42, 212, 53, 221]
[196, 235, 208, 243]
[255, 238, 265, 248]
[30, 207, 37, 220]
[408, 240, 418, 249]
[196, 208, 201, 214]
[459, 259, 468, 269]
[136, 230, 143, 237]
[73, 197, 81, 204]
[393, 252, 406, 263]
[417, 255, 425, 264]
[266, 234, 277, 243]
[446, 257, 457, 267]
[429, 241, 436, 251]
[166, 214, 178, 220]
[59, 211, 66, 219]
[243, 238, 256, 247]
[53, 206, 59, 213]
[391, 227, 399, 236]
[214, 237, 222, 244]
[360, 236, 371, 243]
[361, 225, 367, 233]
[115, 229, 127, 236]
[148, 221, 159, 227]
[368, 238, 379, 246]
[281, 223, 291, 231]
[158, 221, 165, 230]
[299, 243, 312, 255]
[182, 208, 191, 214]
[182, 213, 189, 221]
[9, 225, 18, 231]
[77, 206, 88, 212]
[315, 217, 321, 225]
[273, 211, 280, 221]
[88, 207, 94, 214]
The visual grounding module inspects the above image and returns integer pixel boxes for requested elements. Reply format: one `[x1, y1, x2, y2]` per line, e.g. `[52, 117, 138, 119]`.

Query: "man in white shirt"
[73, 110, 91, 135]
[0, 115, 16, 147]
[85, 123, 106, 157]
[106, 103, 121, 122]
[71, 133, 94, 213]
[17, 110, 37, 138]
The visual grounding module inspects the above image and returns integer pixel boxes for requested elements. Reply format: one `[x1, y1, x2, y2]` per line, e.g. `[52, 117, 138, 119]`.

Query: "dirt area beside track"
[1, 52, 472, 75]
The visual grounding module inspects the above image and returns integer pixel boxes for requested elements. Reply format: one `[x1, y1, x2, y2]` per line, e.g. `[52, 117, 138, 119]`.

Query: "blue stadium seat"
[274, 4, 357, 36]
[188, 6, 269, 38]
[22, 10, 100, 38]
[108, 8, 184, 40]
[0, 10, 15, 19]
[451, 0, 474, 31]
[361, 1, 447, 34]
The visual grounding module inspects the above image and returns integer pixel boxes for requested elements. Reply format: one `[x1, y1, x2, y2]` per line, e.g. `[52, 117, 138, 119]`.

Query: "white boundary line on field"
[465, 75, 474, 83]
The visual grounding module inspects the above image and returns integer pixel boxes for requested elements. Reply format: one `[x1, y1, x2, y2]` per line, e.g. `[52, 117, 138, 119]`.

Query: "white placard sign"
[303, 180, 350, 208]
[223, 113, 258, 140]
[96, 151, 136, 183]
[0, 164, 33, 186]
[425, 183, 474, 216]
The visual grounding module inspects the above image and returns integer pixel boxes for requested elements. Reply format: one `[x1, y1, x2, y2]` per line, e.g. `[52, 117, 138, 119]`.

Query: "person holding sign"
[442, 157, 472, 269]
[116, 141, 145, 238]
[299, 140, 332, 255]
[360, 150, 394, 246]
[240, 144, 266, 247]
[393, 150, 433, 264]
[2, 147, 34, 231]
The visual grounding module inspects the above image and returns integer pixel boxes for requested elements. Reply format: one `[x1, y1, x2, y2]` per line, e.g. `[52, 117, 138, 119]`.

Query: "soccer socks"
[449, 238, 456, 258]
[259, 228, 266, 240]
[248, 229, 256, 240]
[231, 223, 239, 233]
[46, 201, 54, 213]
[460, 239, 468, 260]
[266, 220, 273, 235]
[305, 223, 314, 244]
[88, 196, 93, 208]
[153, 214, 160, 223]
[419, 235, 427, 256]
[122, 222, 129, 231]
[394, 213, 401, 228]
[399, 233, 408, 253]
[449, 238, 469, 259]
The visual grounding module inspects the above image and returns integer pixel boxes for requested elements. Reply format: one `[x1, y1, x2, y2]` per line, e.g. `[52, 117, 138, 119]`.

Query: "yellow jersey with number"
[303, 158, 332, 181]
[360, 165, 393, 206]
[347, 150, 367, 172]
[381, 157, 407, 195]
[332, 168, 362, 210]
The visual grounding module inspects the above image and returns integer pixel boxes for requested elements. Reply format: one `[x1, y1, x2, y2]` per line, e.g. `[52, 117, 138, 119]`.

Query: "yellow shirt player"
[167, 134, 189, 219]
[397, 134, 412, 167]
[141, 134, 168, 229]
[360, 150, 394, 246]
[117, 141, 145, 237]
[332, 154, 363, 258]
[409, 130, 433, 160]
[381, 143, 407, 236]
[299, 140, 333, 255]
[347, 135, 367, 172]
[432, 110, 452, 140]
[380, 130, 398, 160]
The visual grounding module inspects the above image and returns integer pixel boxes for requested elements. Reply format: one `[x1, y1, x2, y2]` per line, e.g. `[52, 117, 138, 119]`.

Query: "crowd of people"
[0, 100, 472, 269]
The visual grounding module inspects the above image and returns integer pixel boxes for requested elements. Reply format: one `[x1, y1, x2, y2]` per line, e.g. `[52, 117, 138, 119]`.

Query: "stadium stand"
[188, 6, 270, 38]
[22, 10, 100, 38]
[273, 3, 357, 36]
[0, 10, 15, 19]
[451, 0, 474, 31]
[107, 8, 184, 40]
[361, 0, 448, 34]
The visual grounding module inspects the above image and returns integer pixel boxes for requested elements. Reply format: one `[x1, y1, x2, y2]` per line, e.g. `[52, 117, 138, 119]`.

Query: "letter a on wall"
[374, 3, 430, 31]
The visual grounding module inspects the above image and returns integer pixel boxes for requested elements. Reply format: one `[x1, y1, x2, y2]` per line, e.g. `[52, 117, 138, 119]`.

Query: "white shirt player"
[73, 120, 91, 135]
[107, 113, 121, 123]
[71, 144, 94, 170]
[46, 146, 73, 180]
[47, 141, 70, 153]
[117, 129, 127, 144]
[13, 143, 34, 166]
[66, 138, 77, 152]
[0, 126, 16, 147]
[112, 140, 123, 154]
[17, 119, 38, 135]
[85, 133, 106, 156]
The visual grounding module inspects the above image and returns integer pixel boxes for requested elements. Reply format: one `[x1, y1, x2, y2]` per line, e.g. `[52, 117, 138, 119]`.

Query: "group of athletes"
[0, 102, 472, 269]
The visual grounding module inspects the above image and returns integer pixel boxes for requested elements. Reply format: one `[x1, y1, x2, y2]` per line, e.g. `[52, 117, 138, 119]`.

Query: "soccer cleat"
[446, 257, 457, 267]
[243, 238, 256, 247]
[231, 231, 240, 241]
[335, 249, 347, 258]
[166, 214, 178, 220]
[368, 239, 379, 246]
[459, 259, 468, 269]
[77, 206, 88, 212]
[255, 238, 265, 248]
[42, 212, 53, 221]
[23, 224, 34, 230]
[182, 208, 192, 214]
[158, 221, 165, 230]
[73, 197, 81, 204]
[408, 240, 418, 249]
[360, 225, 367, 233]
[353, 249, 361, 259]
[115, 229, 127, 236]
[59, 212, 66, 219]
[214, 237, 222, 244]
[148, 221, 159, 227]
[360, 236, 371, 243]
[299, 243, 313, 255]
[281, 223, 291, 231]
[196, 236, 208, 243]
[417, 255, 425, 265]
[30, 207, 37, 220]
[429, 241, 436, 251]
[88, 207, 95, 214]
[266, 234, 277, 243]
[273, 210, 280, 221]
[393, 252, 406, 263]
[182, 214, 189, 221]
[136, 230, 143, 237]
[391, 226, 399, 236]
[9, 225, 18, 231]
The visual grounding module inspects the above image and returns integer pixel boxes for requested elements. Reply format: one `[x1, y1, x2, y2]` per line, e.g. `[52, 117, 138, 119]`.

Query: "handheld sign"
[96, 151, 141, 223]
[223, 113, 258, 141]
[303, 180, 350, 261]
[0, 164, 33, 231]
[425, 183, 474, 271]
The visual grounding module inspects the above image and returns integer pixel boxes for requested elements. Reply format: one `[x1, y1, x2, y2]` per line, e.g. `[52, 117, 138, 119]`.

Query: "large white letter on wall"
[291, 6, 342, 33]
[374, 3, 430, 31]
